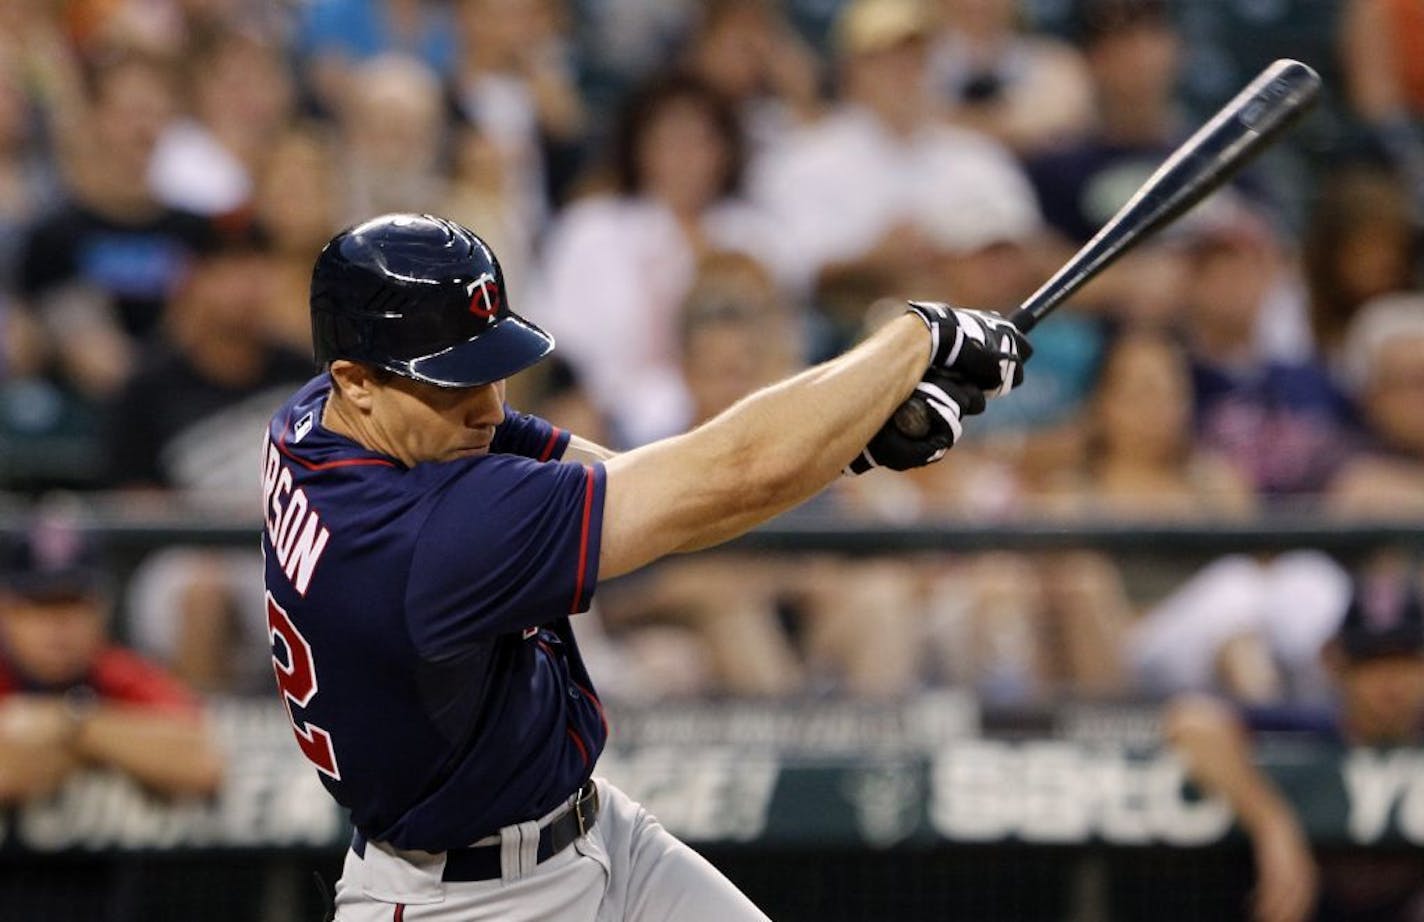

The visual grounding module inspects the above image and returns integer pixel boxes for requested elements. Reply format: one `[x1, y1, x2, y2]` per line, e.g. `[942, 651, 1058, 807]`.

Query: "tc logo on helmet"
[466, 272, 501, 319]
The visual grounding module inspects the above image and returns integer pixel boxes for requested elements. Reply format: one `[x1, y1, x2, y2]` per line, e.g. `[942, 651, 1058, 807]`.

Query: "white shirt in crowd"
[148, 119, 252, 216]
[749, 104, 1041, 291]
[529, 194, 781, 447]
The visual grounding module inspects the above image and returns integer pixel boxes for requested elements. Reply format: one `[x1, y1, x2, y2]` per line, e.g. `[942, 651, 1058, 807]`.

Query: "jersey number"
[267, 593, 341, 780]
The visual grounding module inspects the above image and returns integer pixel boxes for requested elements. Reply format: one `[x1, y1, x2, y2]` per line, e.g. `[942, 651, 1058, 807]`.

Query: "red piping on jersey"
[571, 679, 608, 738]
[565, 726, 590, 766]
[569, 466, 595, 614]
[393, 904, 405, 922]
[276, 423, 396, 471]
[537, 640, 607, 733]
[537, 427, 563, 462]
[536, 639, 602, 761]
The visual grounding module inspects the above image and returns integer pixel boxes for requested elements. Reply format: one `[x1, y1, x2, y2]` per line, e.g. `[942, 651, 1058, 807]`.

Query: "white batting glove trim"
[917, 381, 965, 444]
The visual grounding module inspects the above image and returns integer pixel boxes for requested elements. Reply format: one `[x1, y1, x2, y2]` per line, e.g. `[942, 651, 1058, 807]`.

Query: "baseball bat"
[893, 58, 1321, 439]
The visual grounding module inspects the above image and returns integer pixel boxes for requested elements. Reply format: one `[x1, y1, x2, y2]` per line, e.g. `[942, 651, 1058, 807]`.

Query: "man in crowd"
[0, 515, 221, 803]
[1166, 560, 1424, 922]
[751, 0, 1037, 345]
[15, 50, 211, 400]
[106, 222, 312, 694]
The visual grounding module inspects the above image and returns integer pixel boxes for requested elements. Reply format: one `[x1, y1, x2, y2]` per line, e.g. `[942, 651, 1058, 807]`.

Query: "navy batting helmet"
[310, 214, 553, 387]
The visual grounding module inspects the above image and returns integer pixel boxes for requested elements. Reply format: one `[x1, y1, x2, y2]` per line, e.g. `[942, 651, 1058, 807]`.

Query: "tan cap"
[835, 0, 933, 57]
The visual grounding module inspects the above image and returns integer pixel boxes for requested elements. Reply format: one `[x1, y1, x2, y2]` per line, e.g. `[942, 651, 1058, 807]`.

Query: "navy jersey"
[261, 375, 608, 851]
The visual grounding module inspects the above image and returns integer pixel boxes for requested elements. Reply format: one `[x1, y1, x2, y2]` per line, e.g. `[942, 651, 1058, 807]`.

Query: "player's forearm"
[600, 316, 929, 576]
[1163, 695, 1298, 834]
[722, 314, 924, 472]
[74, 707, 223, 797]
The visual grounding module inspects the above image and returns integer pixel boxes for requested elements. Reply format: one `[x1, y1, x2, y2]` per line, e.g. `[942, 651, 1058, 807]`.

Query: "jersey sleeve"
[405, 457, 605, 656]
[488, 405, 570, 461]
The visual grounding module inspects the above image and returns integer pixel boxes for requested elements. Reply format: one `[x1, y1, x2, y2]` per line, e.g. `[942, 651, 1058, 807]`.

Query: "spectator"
[1328, 293, 1424, 518]
[928, 0, 1095, 154]
[900, 144, 1093, 484]
[1036, 326, 1348, 706]
[1021, 0, 1196, 326]
[104, 223, 312, 694]
[0, 44, 58, 287]
[254, 125, 342, 354]
[1066, 328, 1255, 703]
[297, 0, 458, 114]
[149, 27, 294, 218]
[1341, 0, 1424, 222]
[1166, 560, 1424, 922]
[0, 515, 222, 803]
[596, 253, 924, 697]
[752, 0, 1036, 338]
[1047, 325, 1254, 518]
[1182, 204, 1356, 498]
[15, 49, 210, 400]
[338, 54, 449, 224]
[1025, 0, 1182, 244]
[104, 223, 310, 493]
[573, 0, 697, 95]
[522, 354, 612, 446]
[534, 72, 777, 446]
[1304, 167, 1419, 363]
[450, 0, 588, 235]
[680, 0, 823, 154]
[0, 41, 59, 439]
[587, 255, 805, 696]
[447, 124, 536, 301]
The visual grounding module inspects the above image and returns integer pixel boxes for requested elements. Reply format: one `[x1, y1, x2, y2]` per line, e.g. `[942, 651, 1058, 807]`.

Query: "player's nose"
[463, 381, 505, 428]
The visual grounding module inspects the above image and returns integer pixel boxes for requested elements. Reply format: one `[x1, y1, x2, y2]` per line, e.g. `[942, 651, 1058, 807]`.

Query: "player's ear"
[329, 360, 378, 412]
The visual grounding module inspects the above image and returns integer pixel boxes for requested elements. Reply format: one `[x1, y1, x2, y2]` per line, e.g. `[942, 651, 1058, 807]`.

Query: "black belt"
[351, 782, 600, 883]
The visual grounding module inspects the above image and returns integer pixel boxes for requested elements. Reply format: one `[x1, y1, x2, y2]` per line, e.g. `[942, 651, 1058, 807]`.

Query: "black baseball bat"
[893, 58, 1321, 439]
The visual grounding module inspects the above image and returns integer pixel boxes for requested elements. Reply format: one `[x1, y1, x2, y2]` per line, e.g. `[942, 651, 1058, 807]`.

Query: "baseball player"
[262, 213, 1028, 921]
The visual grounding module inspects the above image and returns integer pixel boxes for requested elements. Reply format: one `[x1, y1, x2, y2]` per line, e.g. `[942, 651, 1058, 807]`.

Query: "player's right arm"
[1164, 695, 1318, 922]
[598, 315, 931, 578]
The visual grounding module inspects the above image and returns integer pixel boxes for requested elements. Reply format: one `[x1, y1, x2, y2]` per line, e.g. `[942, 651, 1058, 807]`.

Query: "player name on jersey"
[261, 432, 331, 595]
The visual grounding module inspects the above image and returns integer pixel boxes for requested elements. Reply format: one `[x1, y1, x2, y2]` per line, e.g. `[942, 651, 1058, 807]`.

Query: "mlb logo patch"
[294, 412, 314, 443]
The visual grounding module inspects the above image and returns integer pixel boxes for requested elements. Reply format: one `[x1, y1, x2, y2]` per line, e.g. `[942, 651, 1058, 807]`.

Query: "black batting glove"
[846, 367, 987, 475]
[906, 301, 1032, 397]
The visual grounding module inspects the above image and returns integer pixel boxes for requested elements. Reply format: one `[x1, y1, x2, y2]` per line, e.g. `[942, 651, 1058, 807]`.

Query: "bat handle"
[892, 398, 932, 439]
[1007, 305, 1038, 333]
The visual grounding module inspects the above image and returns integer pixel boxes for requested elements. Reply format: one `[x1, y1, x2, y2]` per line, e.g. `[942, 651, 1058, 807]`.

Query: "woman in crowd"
[533, 71, 781, 446]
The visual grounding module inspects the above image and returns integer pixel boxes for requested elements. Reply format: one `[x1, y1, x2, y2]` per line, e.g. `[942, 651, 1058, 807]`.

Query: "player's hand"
[906, 301, 1032, 397]
[846, 367, 986, 474]
[1249, 814, 1318, 922]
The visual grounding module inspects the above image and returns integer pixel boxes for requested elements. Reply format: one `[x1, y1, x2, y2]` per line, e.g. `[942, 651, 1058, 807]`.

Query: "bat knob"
[893, 397, 932, 440]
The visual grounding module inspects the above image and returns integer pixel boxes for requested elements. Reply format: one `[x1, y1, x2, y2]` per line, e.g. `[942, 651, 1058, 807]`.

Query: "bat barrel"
[1009, 58, 1320, 332]
[894, 60, 1320, 439]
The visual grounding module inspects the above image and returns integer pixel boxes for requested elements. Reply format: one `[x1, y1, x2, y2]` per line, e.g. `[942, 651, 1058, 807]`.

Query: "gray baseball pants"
[333, 778, 770, 921]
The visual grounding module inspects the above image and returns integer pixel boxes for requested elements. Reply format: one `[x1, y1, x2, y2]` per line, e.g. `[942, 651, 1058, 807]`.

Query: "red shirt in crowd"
[0, 647, 199, 715]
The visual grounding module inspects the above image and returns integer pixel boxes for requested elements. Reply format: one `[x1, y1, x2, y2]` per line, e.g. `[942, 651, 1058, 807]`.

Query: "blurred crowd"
[1, 0, 1423, 713]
